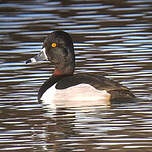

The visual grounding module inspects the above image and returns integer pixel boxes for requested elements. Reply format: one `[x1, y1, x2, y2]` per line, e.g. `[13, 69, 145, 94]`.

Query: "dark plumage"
[27, 31, 135, 105]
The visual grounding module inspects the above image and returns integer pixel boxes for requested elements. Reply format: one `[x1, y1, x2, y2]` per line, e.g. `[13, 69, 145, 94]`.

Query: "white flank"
[41, 83, 111, 108]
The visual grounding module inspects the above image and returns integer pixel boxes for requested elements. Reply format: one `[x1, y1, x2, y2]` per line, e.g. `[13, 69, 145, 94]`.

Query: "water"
[0, 0, 152, 151]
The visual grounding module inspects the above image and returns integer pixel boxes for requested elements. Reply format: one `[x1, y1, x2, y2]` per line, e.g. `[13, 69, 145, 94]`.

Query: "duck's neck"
[53, 63, 75, 76]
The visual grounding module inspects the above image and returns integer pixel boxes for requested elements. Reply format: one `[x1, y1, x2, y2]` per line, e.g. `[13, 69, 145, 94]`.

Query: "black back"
[38, 73, 135, 102]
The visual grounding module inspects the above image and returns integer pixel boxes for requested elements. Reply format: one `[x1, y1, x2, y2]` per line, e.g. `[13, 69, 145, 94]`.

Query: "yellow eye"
[52, 43, 57, 48]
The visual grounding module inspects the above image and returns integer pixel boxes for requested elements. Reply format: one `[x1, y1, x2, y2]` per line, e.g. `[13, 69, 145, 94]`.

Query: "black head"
[26, 31, 75, 76]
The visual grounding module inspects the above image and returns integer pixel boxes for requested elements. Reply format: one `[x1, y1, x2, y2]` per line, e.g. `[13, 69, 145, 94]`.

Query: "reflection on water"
[0, 0, 152, 151]
[1, 102, 152, 151]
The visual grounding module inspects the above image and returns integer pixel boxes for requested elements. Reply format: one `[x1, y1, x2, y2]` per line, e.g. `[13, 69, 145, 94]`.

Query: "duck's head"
[26, 31, 75, 76]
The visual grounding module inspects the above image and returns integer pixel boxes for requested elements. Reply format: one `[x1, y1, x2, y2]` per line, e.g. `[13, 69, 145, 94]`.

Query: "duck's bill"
[26, 48, 48, 64]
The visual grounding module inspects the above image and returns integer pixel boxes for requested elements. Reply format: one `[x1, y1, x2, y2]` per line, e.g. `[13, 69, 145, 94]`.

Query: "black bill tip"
[26, 59, 32, 64]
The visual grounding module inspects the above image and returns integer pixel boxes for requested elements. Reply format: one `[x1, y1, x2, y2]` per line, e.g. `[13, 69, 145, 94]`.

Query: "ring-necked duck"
[26, 31, 135, 107]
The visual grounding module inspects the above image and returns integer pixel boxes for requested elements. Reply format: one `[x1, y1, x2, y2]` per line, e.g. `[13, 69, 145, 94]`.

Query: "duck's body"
[26, 31, 135, 107]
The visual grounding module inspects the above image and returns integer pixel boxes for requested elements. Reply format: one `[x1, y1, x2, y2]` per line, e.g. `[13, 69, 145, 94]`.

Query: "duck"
[26, 31, 135, 107]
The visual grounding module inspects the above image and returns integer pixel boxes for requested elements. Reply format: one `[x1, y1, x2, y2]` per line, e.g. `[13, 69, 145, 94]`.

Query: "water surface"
[0, 0, 152, 151]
